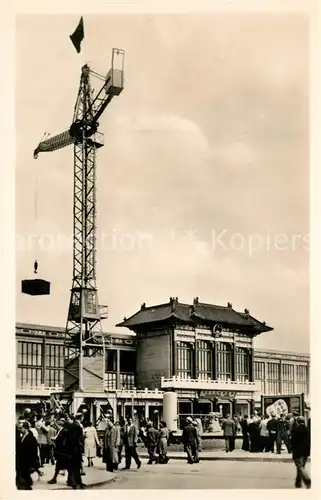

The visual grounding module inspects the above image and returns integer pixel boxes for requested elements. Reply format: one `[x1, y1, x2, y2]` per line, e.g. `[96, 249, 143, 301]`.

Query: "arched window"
[216, 342, 232, 381]
[177, 342, 193, 378]
[236, 347, 250, 382]
[196, 340, 212, 380]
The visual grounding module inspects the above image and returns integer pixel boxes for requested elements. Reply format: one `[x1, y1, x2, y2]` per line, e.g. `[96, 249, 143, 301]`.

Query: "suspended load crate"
[21, 261, 51, 296]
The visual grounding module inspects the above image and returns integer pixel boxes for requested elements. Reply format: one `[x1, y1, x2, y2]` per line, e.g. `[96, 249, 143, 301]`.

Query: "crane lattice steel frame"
[34, 49, 124, 391]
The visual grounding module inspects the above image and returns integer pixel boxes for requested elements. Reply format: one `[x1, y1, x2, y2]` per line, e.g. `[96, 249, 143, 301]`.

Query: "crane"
[34, 49, 125, 393]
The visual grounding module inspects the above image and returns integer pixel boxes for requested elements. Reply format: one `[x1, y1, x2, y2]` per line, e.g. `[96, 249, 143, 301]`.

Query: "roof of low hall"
[116, 297, 273, 335]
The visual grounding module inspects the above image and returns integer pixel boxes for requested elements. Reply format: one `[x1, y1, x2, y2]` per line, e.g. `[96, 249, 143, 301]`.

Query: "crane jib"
[33, 122, 99, 158]
[33, 129, 74, 157]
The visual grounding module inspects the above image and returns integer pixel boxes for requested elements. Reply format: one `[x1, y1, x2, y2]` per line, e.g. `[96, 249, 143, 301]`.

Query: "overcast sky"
[16, 13, 309, 353]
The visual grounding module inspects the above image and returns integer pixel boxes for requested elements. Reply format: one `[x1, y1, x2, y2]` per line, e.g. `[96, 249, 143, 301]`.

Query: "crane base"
[21, 279, 51, 296]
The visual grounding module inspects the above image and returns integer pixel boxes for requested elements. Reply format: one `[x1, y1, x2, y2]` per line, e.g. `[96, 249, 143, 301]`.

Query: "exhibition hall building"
[16, 298, 310, 426]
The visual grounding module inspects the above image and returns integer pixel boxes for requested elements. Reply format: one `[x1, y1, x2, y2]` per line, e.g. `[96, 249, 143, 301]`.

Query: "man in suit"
[17, 421, 39, 490]
[221, 414, 236, 453]
[123, 417, 142, 470]
[47, 418, 68, 484]
[240, 414, 250, 451]
[145, 421, 158, 464]
[104, 418, 120, 472]
[65, 414, 86, 489]
[182, 417, 199, 464]
[267, 413, 279, 453]
[291, 416, 311, 489]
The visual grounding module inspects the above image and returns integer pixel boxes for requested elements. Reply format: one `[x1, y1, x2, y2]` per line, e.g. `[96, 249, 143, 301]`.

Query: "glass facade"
[45, 344, 64, 387]
[216, 342, 232, 381]
[254, 361, 265, 393]
[105, 349, 136, 389]
[16, 329, 310, 400]
[296, 364, 308, 394]
[235, 347, 250, 382]
[17, 341, 42, 388]
[266, 362, 280, 394]
[177, 342, 193, 378]
[16, 341, 64, 388]
[281, 363, 295, 394]
[106, 349, 117, 372]
[17, 341, 42, 367]
[196, 340, 212, 379]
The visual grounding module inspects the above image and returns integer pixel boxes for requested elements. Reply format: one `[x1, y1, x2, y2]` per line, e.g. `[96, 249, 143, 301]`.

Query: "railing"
[16, 384, 63, 395]
[116, 388, 164, 399]
[161, 376, 258, 392]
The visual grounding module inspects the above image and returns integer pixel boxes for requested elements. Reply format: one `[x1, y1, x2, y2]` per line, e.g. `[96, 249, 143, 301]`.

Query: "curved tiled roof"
[116, 298, 273, 334]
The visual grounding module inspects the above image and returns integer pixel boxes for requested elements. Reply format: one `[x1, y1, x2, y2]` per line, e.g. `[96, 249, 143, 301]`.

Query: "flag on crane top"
[70, 17, 84, 53]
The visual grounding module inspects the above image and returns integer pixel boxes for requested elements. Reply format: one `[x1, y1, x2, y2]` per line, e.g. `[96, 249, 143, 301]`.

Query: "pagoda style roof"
[116, 297, 273, 335]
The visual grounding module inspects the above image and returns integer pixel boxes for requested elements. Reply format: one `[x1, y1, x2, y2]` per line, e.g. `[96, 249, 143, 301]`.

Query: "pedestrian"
[46, 420, 56, 465]
[74, 413, 86, 476]
[35, 414, 49, 467]
[104, 418, 120, 472]
[182, 416, 199, 464]
[195, 417, 203, 436]
[65, 414, 86, 489]
[233, 414, 241, 434]
[17, 421, 39, 490]
[291, 416, 311, 489]
[47, 417, 69, 485]
[117, 417, 125, 466]
[83, 421, 99, 467]
[29, 417, 44, 478]
[145, 421, 158, 464]
[221, 413, 236, 453]
[157, 421, 169, 464]
[192, 420, 202, 462]
[267, 413, 278, 453]
[123, 417, 142, 470]
[276, 414, 291, 454]
[259, 414, 270, 452]
[240, 414, 250, 451]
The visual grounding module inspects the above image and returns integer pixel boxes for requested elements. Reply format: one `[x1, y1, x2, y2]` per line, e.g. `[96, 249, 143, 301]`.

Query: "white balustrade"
[115, 388, 164, 399]
[16, 385, 63, 396]
[161, 376, 258, 392]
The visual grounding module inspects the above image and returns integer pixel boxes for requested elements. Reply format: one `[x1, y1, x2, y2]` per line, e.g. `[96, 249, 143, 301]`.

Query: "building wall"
[15, 323, 310, 404]
[136, 331, 171, 389]
[253, 349, 309, 399]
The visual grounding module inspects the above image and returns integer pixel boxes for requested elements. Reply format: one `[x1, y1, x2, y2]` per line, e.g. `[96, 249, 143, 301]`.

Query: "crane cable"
[33, 154, 39, 276]
[33, 131, 50, 276]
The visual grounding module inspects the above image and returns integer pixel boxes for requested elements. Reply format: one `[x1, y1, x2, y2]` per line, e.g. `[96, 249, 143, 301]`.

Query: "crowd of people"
[15, 409, 177, 490]
[15, 408, 311, 490]
[220, 411, 311, 489]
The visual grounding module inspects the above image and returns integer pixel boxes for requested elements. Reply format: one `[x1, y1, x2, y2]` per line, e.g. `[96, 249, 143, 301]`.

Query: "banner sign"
[261, 394, 304, 418]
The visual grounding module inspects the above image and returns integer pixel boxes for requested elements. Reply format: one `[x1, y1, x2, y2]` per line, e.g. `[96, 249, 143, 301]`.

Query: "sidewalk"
[31, 459, 115, 490]
[137, 448, 305, 463]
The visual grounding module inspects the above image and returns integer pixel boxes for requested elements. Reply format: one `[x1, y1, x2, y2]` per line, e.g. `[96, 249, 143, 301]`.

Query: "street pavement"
[97, 459, 311, 490]
[32, 461, 115, 490]
[138, 448, 297, 462]
[31, 452, 311, 490]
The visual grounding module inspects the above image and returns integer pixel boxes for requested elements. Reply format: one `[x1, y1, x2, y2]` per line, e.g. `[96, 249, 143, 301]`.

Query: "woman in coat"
[157, 421, 169, 464]
[83, 421, 99, 467]
[104, 419, 120, 472]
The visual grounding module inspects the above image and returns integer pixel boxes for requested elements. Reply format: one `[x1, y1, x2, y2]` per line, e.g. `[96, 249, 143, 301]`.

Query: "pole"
[102, 334, 106, 390]
[79, 321, 84, 392]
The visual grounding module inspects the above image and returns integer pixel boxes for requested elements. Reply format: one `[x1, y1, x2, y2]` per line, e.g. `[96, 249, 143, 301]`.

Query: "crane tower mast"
[34, 49, 124, 392]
